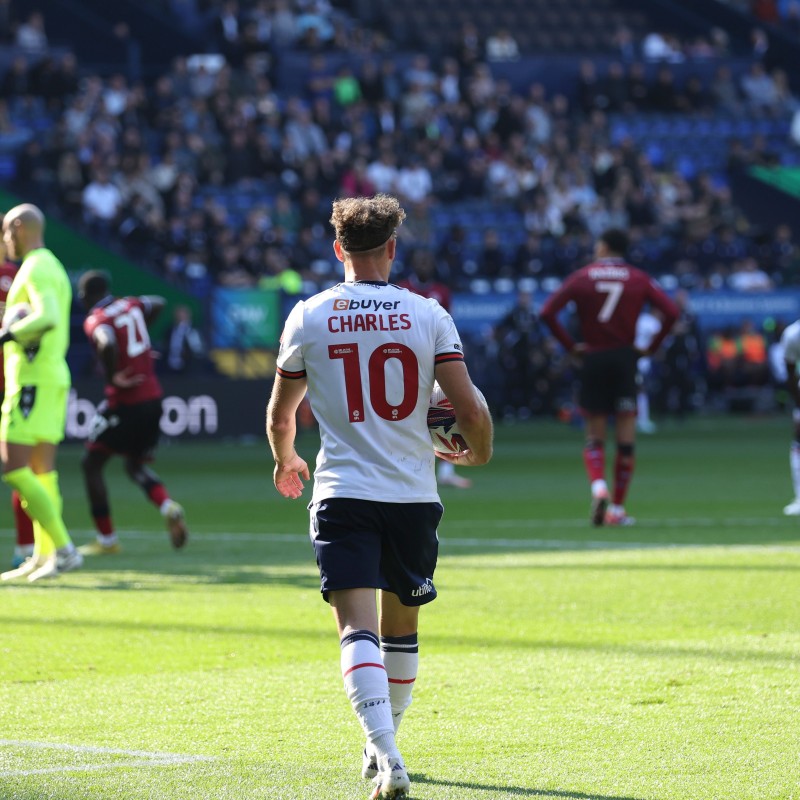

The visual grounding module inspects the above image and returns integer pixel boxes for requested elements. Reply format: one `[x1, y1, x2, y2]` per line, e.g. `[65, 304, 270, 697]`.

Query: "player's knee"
[124, 459, 151, 488]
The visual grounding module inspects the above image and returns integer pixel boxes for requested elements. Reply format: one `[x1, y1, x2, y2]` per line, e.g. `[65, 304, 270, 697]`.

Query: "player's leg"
[584, 413, 609, 525]
[378, 591, 420, 735]
[311, 498, 407, 797]
[1, 441, 81, 580]
[606, 412, 637, 525]
[123, 399, 187, 548]
[11, 490, 35, 568]
[607, 350, 639, 526]
[123, 458, 187, 548]
[784, 412, 800, 515]
[579, 352, 611, 525]
[331, 588, 406, 796]
[79, 447, 121, 554]
[1, 385, 81, 579]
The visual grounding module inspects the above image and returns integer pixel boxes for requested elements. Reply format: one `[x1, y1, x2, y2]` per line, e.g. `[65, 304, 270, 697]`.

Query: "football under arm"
[434, 360, 493, 465]
[5, 290, 59, 344]
[267, 374, 308, 464]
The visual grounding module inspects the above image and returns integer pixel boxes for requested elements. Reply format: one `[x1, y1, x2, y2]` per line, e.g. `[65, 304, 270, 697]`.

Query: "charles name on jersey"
[328, 296, 411, 334]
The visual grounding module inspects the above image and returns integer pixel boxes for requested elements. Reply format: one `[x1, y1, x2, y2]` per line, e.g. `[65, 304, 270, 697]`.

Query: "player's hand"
[273, 454, 310, 499]
[111, 366, 145, 388]
[0, 327, 15, 345]
[435, 448, 487, 467]
[570, 342, 587, 364]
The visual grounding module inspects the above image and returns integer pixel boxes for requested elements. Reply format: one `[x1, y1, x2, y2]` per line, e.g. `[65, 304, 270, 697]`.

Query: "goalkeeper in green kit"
[0, 204, 82, 582]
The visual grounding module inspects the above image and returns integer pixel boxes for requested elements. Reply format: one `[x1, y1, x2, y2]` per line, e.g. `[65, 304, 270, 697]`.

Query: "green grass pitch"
[1, 415, 798, 800]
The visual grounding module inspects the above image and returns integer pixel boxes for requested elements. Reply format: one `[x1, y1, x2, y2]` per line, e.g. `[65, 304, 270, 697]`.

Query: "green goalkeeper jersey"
[4, 247, 72, 392]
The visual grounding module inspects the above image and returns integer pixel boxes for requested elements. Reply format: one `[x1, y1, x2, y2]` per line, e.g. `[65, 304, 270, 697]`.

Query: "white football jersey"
[781, 320, 800, 367]
[277, 280, 465, 504]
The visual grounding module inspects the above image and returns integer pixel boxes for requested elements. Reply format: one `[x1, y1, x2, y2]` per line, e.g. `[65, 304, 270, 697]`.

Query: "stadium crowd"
[1, 0, 800, 418]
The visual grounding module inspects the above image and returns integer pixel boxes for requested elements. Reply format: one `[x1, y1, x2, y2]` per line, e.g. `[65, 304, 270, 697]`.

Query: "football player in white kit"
[779, 319, 800, 515]
[267, 195, 493, 799]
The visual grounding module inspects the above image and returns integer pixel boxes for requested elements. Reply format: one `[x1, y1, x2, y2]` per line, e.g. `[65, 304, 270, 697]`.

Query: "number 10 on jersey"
[329, 342, 419, 423]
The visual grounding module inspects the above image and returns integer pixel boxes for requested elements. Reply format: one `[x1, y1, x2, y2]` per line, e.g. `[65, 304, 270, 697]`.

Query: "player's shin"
[3, 467, 66, 551]
[341, 630, 401, 761]
[380, 634, 418, 734]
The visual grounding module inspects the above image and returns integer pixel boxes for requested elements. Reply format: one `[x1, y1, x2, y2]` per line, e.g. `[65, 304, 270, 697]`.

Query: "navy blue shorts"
[309, 498, 443, 607]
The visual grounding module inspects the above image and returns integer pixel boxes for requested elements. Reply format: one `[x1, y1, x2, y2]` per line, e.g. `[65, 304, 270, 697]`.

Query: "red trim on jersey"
[435, 352, 464, 364]
[388, 677, 416, 684]
[277, 367, 307, 379]
[343, 662, 386, 678]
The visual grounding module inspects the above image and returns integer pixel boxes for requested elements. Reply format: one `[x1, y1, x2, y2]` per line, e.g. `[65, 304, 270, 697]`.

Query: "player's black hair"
[599, 228, 629, 257]
[78, 269, 111, 301]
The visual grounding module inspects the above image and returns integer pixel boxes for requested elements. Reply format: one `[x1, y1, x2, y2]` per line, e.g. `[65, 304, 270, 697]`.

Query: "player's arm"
[92, 324, 143, 389]
[267, 374, 311, 499]
[139, 295, 166, 325]
[0, 284, 59, 345]
[434, 360, 493, 466]
[539, 285, 578, 353]
[641, 284, 680, 355]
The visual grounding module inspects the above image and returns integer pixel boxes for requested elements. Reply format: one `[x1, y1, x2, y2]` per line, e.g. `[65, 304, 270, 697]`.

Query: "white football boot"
[370, 756, 410, 799]
[783, 498, 800, 516]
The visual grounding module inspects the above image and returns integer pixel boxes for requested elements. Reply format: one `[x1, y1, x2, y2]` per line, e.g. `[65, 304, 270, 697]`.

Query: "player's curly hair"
[330, 194, 406, 254]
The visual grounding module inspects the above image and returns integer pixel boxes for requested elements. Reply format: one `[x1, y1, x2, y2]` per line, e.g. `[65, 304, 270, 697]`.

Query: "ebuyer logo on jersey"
[333, 299, 401, 311]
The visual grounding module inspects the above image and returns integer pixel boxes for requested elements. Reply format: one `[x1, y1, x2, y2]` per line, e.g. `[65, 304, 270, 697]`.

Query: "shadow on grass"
[412, 774, 648, 799]
[0, 612, 794, 666]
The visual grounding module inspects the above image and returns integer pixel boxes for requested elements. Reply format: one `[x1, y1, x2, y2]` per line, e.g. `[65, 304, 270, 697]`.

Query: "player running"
[540, 228, 678, 526]
[77, 270, 187, 554]
[267, 194, 493, 799]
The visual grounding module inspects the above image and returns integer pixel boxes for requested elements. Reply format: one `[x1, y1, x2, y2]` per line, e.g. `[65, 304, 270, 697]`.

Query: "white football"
[2, 302, 32, 328]
[427, 381, 469, 454]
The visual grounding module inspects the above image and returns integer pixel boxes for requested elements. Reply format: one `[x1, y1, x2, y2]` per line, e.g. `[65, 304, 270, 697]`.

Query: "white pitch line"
[0, 739, 213, 777]
[67, 526, 800, 553]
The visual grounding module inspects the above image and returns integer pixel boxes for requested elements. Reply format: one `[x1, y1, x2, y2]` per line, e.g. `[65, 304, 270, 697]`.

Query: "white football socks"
[340, 629, 400, 761]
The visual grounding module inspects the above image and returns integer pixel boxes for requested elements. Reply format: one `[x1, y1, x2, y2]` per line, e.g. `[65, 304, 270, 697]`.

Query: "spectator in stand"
[741, 62, 780, 113]
[738, 319, 769, 385]
[164, 305, 205, 374]
[15, 11, 47, 52]
[339, 157, 376, 198]
[485, 29, 520, 62]
[366, 149, 399, 195]
[494, 291, 553, 419]
[662, 290, 702, 419]
[82, 168, 124, 242]
[728, 258, 773, 291]
[395, 156, 432, 207]
[706, 326, 740, 394]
